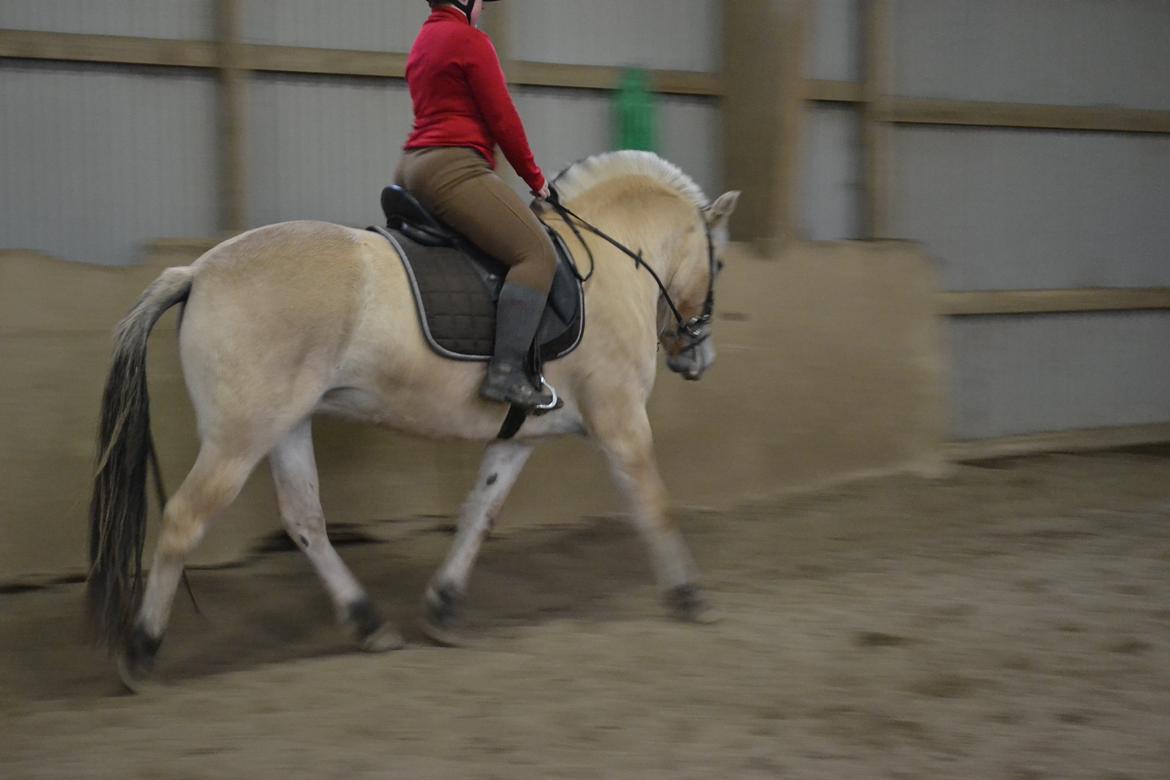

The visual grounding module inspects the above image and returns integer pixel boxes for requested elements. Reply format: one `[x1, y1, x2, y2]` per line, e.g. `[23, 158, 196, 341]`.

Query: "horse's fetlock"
[425, 582, 463, 627]
[122, 623, 163, 676]
[346, 597, 384, 639]
[666, 583, 720, 625]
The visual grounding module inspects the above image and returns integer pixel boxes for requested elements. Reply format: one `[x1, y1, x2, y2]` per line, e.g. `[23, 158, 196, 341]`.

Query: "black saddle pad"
[368, 225, 584, 363]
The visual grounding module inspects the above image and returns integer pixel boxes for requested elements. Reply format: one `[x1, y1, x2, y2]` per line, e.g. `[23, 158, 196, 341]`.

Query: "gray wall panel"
[949, 313, 1170, 439]
[512, 88, 612, 184]
[806, 0, 861, 83]
[0, 0, 212, 39]
[889, 126, 1170, 291]
[246, 74, 414, 229]
[505, 0, 722, 72]
[893, 0, 1170, 110]
[241, 0, 426, 52]
[658, 96, 722, 199]
[0, 62, 218, 266]
[801, 104, 862, 240]
[246, 88, 719, 233]
[486, 90, 721, 202]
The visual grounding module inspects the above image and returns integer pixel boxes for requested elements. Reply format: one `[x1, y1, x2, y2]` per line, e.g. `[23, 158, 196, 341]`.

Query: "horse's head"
[661, 190, 740, 381]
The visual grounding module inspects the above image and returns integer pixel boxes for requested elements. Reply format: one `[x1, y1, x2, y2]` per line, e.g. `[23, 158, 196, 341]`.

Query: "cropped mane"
[552, 151, 708, 209]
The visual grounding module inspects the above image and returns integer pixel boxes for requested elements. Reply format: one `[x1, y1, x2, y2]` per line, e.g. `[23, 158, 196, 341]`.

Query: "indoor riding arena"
[2, 2, 1168, 778]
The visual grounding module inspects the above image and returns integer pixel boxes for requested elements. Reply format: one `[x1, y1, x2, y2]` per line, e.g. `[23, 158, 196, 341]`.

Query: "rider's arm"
[464, 32, 546, 195]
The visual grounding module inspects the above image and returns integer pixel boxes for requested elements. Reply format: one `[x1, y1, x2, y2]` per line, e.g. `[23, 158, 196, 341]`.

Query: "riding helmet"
[430, 0, 501, 25]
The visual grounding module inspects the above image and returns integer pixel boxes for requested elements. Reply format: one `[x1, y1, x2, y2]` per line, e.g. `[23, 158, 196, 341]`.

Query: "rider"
[397, 0, 557, 409]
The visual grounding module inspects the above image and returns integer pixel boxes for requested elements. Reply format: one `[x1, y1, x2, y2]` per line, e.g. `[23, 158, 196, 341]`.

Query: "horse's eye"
[716, 259, 725, 273]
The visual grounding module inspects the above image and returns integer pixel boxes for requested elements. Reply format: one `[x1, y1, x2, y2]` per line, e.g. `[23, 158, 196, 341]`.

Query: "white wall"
[888, 127, 1170, 292]
[797, 0, 1170, 438]
[505, 0, 722, 73]
[241, 0, 426, 52]
[0, 0, 213, 40]
[0, 62, 218, 266]
[892, 0, 1170, 110]
[948, 313, 1170, 439]
[246, 74, 415, 230]
[1, 0, 724, 262]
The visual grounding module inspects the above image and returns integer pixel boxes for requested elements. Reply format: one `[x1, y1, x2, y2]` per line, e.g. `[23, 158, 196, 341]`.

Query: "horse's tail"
[87, 265, 195, 649]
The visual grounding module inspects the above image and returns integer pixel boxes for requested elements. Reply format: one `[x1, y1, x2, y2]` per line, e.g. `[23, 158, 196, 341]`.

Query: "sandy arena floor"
[2, 451, 1169, 779]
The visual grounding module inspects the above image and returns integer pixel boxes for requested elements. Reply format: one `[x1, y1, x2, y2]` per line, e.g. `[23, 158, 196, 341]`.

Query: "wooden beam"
[945, 423, 1170, 462]
[242, 44, 407, 79]
[861, 0, 892, 239]
[801, 81, 1170, 137]
[216, 0, 247, 234]
[0, 29, 216, 68]
[722, 1, 788, 246]
[11, 28, 1170, 131]
[0, 29, 719, 97]
[805, 79, 863, 103]
[938, 288, 1170, 316]
[886, 97, 1170, 135]
[504, 60, 720, 96]
[774, 0, 809, 245]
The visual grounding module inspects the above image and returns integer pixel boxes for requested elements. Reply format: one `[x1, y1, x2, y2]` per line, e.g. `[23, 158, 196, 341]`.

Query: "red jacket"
[404, 6, 545, 193]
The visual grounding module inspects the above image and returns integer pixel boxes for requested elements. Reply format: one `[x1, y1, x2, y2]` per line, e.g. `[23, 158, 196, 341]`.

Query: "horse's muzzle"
[667, 340, 715, 381]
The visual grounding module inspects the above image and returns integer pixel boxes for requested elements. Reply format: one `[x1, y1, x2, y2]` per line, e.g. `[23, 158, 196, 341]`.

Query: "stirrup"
[531, 375, 563, 416]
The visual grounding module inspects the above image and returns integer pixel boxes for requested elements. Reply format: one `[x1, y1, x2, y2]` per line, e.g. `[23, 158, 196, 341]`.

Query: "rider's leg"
[398, 148, 558, 408]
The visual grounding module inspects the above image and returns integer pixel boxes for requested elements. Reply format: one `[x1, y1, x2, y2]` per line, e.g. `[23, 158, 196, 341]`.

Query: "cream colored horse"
[88, 150, 739, 687]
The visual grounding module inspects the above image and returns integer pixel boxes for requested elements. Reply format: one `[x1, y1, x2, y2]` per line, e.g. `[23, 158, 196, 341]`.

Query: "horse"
[87, 150, 740, 689]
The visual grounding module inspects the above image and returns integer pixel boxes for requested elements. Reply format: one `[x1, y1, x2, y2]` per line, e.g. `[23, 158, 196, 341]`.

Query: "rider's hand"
[534, 182, 551, 200]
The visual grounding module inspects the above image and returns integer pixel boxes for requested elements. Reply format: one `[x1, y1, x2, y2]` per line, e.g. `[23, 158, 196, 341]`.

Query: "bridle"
[542, 188, 718, 356]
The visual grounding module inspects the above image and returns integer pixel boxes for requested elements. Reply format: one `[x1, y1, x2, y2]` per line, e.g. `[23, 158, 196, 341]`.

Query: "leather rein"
[541, 188, 717, 353]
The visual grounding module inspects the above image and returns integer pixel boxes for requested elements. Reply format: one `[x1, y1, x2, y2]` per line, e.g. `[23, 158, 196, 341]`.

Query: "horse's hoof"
[359, 622, 406, 653]
[346, 597, 404, 653]
[667, 584, 721, 625]
[418, 615, 472, 648]
[419, 583, 468, 647]
[115, 625, 164, 694]
[116, 653, 164, 694]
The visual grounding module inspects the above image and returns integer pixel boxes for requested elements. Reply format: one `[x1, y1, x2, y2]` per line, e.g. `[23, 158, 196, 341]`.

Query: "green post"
[615, 69, 657, 152]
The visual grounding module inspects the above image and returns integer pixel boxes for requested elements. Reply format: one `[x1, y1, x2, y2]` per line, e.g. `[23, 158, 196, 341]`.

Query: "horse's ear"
[705, 190, 741, 229]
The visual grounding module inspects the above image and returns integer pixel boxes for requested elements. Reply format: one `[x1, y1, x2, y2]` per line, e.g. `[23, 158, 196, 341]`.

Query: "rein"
[541, 189, 716, 348]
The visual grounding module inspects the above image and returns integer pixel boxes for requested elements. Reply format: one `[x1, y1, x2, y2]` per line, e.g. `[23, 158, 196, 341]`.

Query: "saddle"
[369, 186, 584, 364]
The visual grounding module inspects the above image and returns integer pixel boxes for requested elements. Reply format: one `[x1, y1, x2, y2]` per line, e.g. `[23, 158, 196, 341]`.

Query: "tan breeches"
[395, 147, 557, 293]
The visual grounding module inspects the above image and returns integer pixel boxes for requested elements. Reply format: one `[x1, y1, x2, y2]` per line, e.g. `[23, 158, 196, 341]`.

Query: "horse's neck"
[561, 197, 683, 294]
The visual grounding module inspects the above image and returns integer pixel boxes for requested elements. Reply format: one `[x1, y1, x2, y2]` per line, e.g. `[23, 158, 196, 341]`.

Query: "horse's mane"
[552, 151, 708, 210]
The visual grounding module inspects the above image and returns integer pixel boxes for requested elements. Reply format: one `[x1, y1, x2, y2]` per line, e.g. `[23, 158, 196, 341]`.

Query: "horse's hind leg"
[269, 419, 403, 653]
[124, 440, 263, 684]
[421, 439, 535, 645]
[589, 406, 714, 623]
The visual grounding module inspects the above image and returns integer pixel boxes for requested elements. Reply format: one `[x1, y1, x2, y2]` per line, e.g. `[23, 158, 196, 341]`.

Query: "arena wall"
[0, 240, 945, 582]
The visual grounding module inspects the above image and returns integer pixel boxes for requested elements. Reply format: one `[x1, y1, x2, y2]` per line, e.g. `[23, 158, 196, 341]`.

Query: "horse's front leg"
[589, 405, 714, 623]
[421, 438, 535, 645]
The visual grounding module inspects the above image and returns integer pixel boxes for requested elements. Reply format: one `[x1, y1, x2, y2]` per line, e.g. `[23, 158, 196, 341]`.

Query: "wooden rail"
[804, 79, 1170, 135]
[945, 423, 1170, 462]
[939, 289, 1170, 316]
[0, 29, 721, 96]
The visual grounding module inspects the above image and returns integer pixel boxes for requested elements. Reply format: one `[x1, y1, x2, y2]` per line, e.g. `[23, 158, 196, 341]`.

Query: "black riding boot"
[480, 283, 554, 409]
